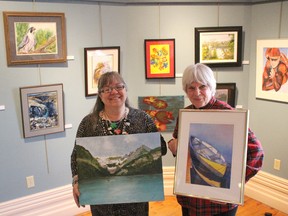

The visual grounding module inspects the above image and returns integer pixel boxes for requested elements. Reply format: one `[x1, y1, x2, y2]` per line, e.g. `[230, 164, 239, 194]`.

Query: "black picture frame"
[84, 46, 120, 97]
[216, 83, 236, 107]
[195, 26, 242, 67]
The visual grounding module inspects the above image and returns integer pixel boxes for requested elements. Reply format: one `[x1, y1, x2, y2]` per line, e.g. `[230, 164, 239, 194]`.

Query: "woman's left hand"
[168, 138, 178, 155]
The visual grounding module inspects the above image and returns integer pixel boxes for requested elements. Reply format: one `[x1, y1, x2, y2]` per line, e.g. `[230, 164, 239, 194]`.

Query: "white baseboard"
[0, 185, 88, 216]
[0, 168, 287, 215]
[245, 170, 288, 214]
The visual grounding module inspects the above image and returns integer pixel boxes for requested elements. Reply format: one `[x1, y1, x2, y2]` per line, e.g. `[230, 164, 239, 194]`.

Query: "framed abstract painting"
[19, 84, 65, 138]
[144, 39, 175, 79]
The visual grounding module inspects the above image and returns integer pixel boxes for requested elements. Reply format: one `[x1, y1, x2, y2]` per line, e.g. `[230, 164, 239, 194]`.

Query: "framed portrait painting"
[3, 11, 67, 66]
[215, 83, 236, 107]
[84, 46, 120, 97]
[144, 39, 175, 79]
[174, 109, 249, 205]
[19, 84, 65, 138]
[195, 26, 242, 67]
[255, 39, 288, 103]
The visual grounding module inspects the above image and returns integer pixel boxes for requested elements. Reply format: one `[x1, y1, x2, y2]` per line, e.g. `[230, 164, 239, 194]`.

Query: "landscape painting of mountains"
[75, 132, 164, 205]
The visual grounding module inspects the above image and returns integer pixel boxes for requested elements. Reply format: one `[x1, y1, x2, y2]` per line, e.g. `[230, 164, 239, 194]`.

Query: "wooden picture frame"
[255, 39, 288, 103]
[174, 109, 249, 205]
[144, 39, 175, 79]
[216, 83, 236, 107]
[84, 46, 120, 97]
[3, 11, 67, 66]
[195, 26, 242, 67]
[20, 84, 65, 138]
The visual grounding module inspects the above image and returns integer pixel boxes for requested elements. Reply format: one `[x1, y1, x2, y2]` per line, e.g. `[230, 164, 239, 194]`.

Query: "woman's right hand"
[73, 183, 81, 207]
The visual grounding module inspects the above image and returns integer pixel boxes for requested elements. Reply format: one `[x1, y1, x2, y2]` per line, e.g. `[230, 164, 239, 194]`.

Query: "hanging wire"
[99, 3, 103, 46]
[278, 1, 283, 39]
[214, 1, 221, 80]
[217, 1, 220, 27]
[32, 0, 36, 11]
[38, 64, 42, 85]
[158, 4, 161, 39]
[44, 135, 50, 173]
[158, 3, 162, 95]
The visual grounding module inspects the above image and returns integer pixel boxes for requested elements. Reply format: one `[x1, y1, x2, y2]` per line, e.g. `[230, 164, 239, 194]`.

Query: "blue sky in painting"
[76, 132, 160, 157]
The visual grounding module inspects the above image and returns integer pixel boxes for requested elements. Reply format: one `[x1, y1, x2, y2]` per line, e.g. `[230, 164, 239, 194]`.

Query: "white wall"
[0, 0, 287, 203]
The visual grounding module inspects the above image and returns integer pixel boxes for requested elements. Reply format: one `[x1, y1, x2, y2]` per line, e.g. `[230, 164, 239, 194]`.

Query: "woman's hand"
[168, 138, 178, 156]
[73, 183, 81, 207]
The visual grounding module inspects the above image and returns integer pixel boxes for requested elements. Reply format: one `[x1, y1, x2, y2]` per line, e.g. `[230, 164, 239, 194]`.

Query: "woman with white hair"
[168, 63, 264, 216]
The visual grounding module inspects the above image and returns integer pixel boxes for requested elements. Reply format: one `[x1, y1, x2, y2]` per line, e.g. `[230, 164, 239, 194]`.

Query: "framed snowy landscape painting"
[76, 132, 164, 205]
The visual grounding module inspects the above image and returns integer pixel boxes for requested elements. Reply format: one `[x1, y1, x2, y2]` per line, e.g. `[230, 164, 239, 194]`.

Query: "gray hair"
[182, 63, 216, 96]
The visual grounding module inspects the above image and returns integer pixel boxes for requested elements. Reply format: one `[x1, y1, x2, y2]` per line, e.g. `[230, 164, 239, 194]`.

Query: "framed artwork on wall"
[195, 26, 242, 67]
[138, 95, 184, 132]
[84, 46, 120, 97]
[215, 83, 236, 107]
[174, 109, 249, 205]
[3, 11, 67, 66]
[255, 39, 288, 103]
[19, 84, 65, 138]
[144, 39, 175, 79]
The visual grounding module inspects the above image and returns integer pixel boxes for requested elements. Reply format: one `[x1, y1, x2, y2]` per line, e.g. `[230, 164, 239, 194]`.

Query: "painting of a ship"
[189, 136, 230, 188]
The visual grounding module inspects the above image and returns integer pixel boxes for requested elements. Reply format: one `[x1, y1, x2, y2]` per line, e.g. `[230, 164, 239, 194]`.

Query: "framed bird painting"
[3, 11, 67, 66]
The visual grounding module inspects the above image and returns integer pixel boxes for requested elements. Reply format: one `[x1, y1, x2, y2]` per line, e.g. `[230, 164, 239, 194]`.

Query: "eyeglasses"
[99, 84, 125, 94]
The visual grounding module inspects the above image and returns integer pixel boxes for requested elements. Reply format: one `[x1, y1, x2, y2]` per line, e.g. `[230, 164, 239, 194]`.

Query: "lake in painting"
[79, 174, 164, 205]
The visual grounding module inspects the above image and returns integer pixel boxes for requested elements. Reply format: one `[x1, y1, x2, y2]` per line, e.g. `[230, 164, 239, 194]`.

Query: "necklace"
[100, 108, 130, 135]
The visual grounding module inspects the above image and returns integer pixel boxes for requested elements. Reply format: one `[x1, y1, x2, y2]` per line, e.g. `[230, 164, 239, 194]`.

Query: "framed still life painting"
[84, 46, 120, 96]
[174, 109, 249, 205]
[144, 39, 175, 79]
[75, 132, 164, 205]
[195, 26, 242, 67]
[255, 39, 288, 103]
[19, 84, 65, 138]
[3, 11, 67, 66]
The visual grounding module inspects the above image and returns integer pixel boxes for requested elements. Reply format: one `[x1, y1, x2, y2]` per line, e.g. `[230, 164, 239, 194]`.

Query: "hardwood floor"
[76, 196, 288, 216]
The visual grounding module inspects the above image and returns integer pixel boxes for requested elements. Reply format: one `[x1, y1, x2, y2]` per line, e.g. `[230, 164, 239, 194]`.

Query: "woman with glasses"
[167, 63, 264, 216]
[71, 71, 167, 216]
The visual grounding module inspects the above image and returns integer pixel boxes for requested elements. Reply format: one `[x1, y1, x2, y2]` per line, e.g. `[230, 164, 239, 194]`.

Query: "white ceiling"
[9, 0, 286, 5]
